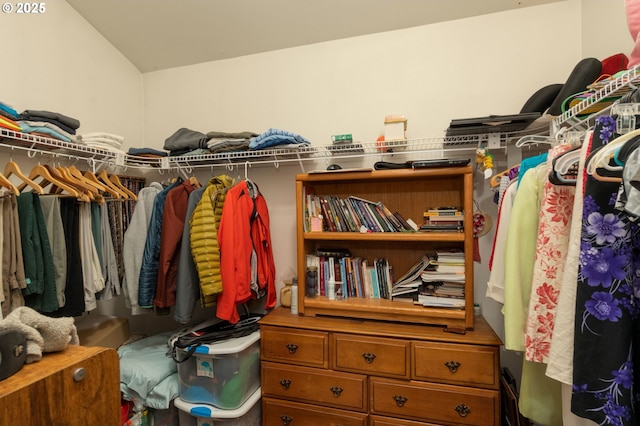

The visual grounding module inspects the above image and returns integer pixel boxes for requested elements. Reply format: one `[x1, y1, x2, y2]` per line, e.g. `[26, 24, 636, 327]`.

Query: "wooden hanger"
[108, 173, 137, 200]
[83, 170, 121, 198]
[97, 170, 130, 200]
[489, 164, 519, 189]
[4, 161, 44, 194]
[68, 166, 109, 195]
[0, 172, 19, 195]
[55, 166, 99, 201]
[20, 164, 91, 202]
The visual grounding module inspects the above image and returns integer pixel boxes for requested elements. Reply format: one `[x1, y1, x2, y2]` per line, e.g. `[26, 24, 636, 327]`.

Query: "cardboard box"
[75, 314, 131, 349]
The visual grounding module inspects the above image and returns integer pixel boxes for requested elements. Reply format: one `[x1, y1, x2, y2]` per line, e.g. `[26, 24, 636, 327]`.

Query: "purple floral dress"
[572, 115, 640, 425]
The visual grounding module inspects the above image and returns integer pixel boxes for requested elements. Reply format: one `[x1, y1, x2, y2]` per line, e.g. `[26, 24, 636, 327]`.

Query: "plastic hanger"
[4, 161, 44, 194]
[0, 172, 19, 195]
[515, 135, 554, 148]
[586, 127, 640, 176]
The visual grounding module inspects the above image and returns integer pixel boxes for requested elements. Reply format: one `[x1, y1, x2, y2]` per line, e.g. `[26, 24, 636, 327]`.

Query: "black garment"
[572, 115, 640, 425]
[54, 199, 85, 317]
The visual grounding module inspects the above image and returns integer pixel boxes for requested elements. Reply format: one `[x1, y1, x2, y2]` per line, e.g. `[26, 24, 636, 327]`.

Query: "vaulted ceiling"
[66, 0, 565, 73]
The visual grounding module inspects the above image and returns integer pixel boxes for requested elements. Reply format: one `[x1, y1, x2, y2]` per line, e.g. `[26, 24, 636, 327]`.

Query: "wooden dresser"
[0, 345, 120, 426]
[260, 306, 502, 425]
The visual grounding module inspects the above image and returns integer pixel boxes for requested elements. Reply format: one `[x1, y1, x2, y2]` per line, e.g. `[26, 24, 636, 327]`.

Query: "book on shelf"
[316, 247, 352, 258]
[428, 260, 465, 274]
[339, 257, 349, 299]
[419, 224, 464, 232]
[392, 254, 432, 288]
[435, 248, 465, 259]
[424, 207, 462, 217]
[416, 294, 465, 308]
[393, 211, 416, 231]
[348, 196, 396, 232]
[422, 281, 465, 298]
[420, 270, 465, 282]
[426, 214, 465, 222]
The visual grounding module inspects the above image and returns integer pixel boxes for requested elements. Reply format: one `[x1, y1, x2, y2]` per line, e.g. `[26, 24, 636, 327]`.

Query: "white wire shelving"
[0, 128, 522, 175]
[551, 64, 640, 135]
[3, 65, 638, 175]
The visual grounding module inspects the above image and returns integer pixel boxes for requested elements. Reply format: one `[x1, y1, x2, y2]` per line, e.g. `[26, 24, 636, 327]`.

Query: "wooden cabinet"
[260, 306, 502, 425]
[295, 166, 475, 331]
[0, 345, 120, 426]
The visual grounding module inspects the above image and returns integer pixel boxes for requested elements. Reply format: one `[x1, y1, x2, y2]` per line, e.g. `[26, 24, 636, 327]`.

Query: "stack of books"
[420, 207, 464, 232]
[416, 281, 465, 308]
[391, 249, 466, 308]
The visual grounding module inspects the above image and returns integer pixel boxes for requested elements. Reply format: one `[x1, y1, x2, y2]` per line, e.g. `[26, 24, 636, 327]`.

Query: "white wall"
[0, 0, 144, 145]
[142, 2, 583, 149]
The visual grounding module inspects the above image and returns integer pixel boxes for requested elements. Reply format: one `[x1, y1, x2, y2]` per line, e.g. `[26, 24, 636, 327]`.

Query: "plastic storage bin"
[177, 330, 260, 409]
[174, 387, 261, 426]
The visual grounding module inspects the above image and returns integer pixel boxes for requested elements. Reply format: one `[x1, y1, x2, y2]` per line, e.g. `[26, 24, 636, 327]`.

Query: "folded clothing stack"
[0, 100, 20, 132]
[249, 128, 310, 150]
[81, 132, 126, 153]
[13, 109, 81, 143]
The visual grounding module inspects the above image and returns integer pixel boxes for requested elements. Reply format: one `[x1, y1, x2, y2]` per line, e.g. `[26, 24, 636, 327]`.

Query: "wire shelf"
[552, 65, 640, 133]
[0, 128, 520, 172]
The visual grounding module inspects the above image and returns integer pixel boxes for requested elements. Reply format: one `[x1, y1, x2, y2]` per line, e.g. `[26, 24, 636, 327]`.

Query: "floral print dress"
[572, 115, 640, 425]
[525, 144, 576, 363]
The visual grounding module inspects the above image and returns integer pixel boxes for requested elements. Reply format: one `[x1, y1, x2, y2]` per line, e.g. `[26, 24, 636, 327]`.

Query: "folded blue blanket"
[249, 128, 310, 150]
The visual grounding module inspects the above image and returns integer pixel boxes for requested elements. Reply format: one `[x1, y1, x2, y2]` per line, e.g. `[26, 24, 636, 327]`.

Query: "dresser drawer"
[370, 377, 499, 426]
[333, 333, 410, 379]
[261, 326, 328, 368]
[412, 341, 499, 389]
[262, 361, 367, 411]
[263, 396, 368, 426]
[370, 415, 440, 426]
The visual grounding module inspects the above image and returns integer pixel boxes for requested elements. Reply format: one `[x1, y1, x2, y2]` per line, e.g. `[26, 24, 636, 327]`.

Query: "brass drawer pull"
[286, 343, 299, 354]
[445, 360, 461, 373]
[329, 386, 343, 397]
[362, 352, 377, 363]
[279, 379, 292, 390]
[393, 395, 408, 407]
[280, 415, 293, 425]
[455, 403, 471, 417]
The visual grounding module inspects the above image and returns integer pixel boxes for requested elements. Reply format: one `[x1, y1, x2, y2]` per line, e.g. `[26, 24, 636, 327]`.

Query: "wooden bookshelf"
[295, 166, 475, 330]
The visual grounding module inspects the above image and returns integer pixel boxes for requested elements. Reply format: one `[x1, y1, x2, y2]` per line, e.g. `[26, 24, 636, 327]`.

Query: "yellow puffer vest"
[189, 174, 234, 307]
